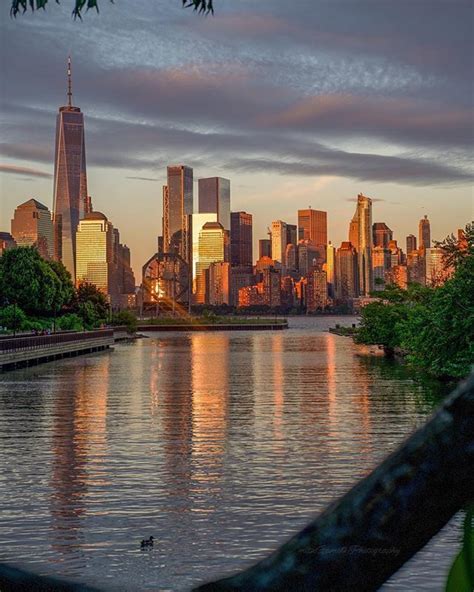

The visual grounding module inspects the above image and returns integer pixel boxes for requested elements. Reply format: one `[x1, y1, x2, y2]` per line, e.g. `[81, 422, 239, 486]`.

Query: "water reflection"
[49, 358, 110, 562]
[0, 318, 455, 591]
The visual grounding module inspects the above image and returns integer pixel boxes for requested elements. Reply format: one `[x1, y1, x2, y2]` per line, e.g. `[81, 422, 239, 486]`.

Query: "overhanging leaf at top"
[10, 0, 214, 18]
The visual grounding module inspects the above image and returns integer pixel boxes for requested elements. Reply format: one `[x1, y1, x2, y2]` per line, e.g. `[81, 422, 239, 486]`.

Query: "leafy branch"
[10, 0, 214, 19]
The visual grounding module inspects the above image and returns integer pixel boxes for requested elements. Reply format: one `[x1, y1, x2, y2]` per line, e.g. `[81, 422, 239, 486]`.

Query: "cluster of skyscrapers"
[1, 59, 136, 308]
[1, 59, 456, 313]
[141, 176, 451, 313]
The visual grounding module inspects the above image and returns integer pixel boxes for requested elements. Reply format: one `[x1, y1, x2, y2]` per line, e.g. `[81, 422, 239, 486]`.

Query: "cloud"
[0, 164, 52, 179]
[0, 0, 472, 188]
[125, 176, 159, 182]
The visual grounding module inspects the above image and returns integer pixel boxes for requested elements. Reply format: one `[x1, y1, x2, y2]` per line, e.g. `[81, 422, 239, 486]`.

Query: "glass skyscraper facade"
[76, 212, 114, 295]
[52, 60, 88, 280]
[163, 165, 193, 262]
[230, 211, 253, 267]
[198, 177, 230, 231]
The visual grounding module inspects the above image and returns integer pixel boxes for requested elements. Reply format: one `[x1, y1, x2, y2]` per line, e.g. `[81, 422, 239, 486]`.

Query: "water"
[0, 317, 460, 591]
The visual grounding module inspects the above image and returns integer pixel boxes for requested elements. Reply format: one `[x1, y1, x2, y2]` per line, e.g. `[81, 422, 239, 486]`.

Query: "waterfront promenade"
[0, 329, 114, 371]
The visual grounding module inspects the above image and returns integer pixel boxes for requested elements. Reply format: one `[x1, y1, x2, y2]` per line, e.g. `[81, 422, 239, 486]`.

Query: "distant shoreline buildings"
[1, 59, 461, 313]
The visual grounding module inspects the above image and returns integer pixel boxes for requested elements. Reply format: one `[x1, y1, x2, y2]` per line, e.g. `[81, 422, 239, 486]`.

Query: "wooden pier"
[0, 330, 114, 371]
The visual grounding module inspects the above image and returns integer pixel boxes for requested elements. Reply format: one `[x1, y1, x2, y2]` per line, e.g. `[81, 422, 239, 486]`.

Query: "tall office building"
[76, 212, 115, 297]
[163, 165, 193, 262]
[285, 243, 297, 271]
[407, 249, 425, 285]
[298, 209, 327, 265]
[192, 213, 217, 294]
[286, 224, 297, 246]
[372, 246, 391, 291]
[52, 57, 88, 280]
[335, 241, 359, 301]
[208, 262, 231, 306]
[259, 239, 271, 259]
[419, 215, 431, 249]
[349, 193, 373, 296]
[372, 222, 393, 248]
[325, 241, 336, 298]
[298, 209, 327, 244]
[230, 211, 253, 267]
[297, 240, 320, 276]
[406, 234, 417, 254]
[196, 222, 228, 304]
[198, 177, 230, 231]
[271, 220, 287, 265]
[11, 199, 54, 259]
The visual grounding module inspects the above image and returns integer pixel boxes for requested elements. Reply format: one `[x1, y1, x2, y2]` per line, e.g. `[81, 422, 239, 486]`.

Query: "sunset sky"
[1, 0, 473, 278]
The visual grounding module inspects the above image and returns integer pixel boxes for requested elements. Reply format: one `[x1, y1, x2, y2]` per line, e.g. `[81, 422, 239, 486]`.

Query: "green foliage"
[355, 301, 406, 351]
[71, 283, 108, 329]
[401, 257, 474, 378]
[55, 313, 83, 331]
[0, 247, 61, 316]
[357, 254, 474, 379]
[0, 305, 28, 331]
[47, 259, 75, 310]
[73, 282, 109, 322]
[446, 506, 474, 592]
[111, 310, 137, 333]
[10, 0, 214, 18]
[435, 221, 474, 270]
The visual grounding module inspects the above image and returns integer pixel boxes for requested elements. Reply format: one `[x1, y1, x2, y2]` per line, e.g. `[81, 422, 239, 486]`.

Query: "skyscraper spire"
[67, 56, 73, 107]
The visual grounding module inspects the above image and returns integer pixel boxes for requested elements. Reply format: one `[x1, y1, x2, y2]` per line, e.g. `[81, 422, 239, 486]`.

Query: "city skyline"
[1, 1, 473, 280]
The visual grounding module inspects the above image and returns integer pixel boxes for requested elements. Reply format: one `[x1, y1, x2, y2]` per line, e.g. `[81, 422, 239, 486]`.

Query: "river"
[0, 316, 460, 591]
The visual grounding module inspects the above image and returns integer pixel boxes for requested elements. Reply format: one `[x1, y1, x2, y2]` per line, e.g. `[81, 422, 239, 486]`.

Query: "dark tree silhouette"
[10, 0, 214, 19]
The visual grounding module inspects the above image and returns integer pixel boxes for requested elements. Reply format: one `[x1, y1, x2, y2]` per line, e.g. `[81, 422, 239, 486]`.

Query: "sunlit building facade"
[196, 222, 228, 304]
[298, 209, 327, 245]
[350, 193, 373, 296]
[208, 262, 231, 306]
[372, 222, 393, 248]
[325, 242, 336, 298]
[11, 198, 54, 259]
[271, 220, 287, 266]
[372, 246, 391, 291]
[335, 241, 359, 301]
[76, 212, 114, 296]
[52, 58, 88, 280]
[406, 234, 417, 254]
[192, 213, 217, 293]
[419, 215, 431, 250]
[163, 165, 193, 262]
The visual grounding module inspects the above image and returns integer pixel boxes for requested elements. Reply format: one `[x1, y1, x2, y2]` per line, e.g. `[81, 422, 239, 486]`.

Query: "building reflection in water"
[271, 333, 285, 445]
[191, 334, 229, 486]
[49, 356, 110, 563]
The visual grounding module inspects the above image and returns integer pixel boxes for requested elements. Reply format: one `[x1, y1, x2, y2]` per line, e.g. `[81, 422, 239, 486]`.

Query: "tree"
[0, 246, 61, 316]
[73, 282, 109, 327]
[10, 0, 214, 18]
[355, 301, 407, 356]
[47, 259, 75, 311]
[434, 221, 474, 270]
[0, 304, 28, 332]
[399, 256, 474, 379]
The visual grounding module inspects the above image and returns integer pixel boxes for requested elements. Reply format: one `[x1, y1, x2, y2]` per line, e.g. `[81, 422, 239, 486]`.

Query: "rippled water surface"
[0, 317, 460, 591]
